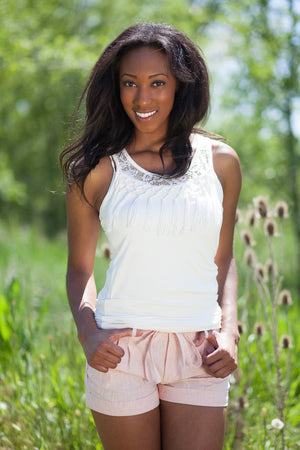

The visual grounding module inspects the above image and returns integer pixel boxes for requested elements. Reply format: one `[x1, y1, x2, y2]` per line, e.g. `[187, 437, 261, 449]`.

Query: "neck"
[131, 130, 167, 153]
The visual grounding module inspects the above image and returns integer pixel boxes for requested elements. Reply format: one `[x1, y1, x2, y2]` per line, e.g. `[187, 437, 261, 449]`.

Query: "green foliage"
[227, 198, 300, 448]
[4, 0, 299, 237]
[0, 220, 299, 448]
[212, 1, 300, 267]
[0, 0, 216, 234]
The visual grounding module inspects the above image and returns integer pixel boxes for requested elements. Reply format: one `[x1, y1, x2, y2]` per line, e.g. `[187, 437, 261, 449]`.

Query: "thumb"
[109, 328, 142, 342]
[206, 331, 218, 349]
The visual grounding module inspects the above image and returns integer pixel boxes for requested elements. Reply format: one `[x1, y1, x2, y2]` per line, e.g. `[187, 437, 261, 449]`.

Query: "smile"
[135, 110, 157, 119]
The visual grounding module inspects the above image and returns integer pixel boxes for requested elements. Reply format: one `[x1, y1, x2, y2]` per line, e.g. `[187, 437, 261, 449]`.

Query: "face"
[119, 46, 177, 142]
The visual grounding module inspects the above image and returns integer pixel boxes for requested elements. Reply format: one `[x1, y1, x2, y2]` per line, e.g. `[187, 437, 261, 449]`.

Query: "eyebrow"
[120, 73, 169, 78]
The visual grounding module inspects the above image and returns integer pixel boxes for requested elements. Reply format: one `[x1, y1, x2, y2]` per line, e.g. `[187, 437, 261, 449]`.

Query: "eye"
[122, 80, 137, 87]
[152, 80, 166, 87]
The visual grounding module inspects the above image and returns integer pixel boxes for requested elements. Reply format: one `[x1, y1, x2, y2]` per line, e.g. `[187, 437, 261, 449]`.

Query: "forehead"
[119, 46, 171, 75]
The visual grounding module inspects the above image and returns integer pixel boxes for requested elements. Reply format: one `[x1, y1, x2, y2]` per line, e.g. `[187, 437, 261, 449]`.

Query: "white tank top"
[95, 134, 223, 332]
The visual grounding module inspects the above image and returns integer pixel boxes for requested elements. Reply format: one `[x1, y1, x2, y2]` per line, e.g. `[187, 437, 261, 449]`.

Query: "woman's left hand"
[201, 330, 238, 378]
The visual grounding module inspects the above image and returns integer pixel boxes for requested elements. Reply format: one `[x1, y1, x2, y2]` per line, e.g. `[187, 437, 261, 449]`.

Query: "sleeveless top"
[94, 134, 223, 332]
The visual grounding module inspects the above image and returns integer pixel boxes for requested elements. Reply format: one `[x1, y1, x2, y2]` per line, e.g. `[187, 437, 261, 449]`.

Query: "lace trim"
[114, 143, 211, 186]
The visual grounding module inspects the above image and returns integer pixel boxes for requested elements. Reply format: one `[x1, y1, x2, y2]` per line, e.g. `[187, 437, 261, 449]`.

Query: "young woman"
[60, 23, 241, 450]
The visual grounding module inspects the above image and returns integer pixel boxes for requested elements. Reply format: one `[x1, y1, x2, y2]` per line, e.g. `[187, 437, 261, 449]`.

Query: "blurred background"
[1, 1, 300, 448]
[1, 0, 299, 235]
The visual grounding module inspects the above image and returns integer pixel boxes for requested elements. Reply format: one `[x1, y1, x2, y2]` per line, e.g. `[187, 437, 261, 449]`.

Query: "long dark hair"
[60, 23, 213, 192]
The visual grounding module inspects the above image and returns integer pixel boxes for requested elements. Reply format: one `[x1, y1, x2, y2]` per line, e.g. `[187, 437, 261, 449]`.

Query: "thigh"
[160, 401, 226, 450]
[91, 407, 161, 450]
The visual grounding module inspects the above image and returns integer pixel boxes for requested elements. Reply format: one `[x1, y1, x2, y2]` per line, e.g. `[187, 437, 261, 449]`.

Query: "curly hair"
[60, 23, 214, 193]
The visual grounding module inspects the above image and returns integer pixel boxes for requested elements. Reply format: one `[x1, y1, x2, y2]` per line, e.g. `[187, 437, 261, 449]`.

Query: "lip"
[134, 110, 158, 121]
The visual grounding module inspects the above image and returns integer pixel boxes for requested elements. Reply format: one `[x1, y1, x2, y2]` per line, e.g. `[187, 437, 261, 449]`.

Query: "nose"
[134, 86, 151, 107]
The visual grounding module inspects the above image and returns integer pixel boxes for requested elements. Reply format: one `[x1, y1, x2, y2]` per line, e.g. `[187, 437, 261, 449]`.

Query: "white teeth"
[136, 111, 156, 118]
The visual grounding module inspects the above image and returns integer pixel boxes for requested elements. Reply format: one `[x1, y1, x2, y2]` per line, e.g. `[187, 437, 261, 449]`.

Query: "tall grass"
[0, 208, 299, 449]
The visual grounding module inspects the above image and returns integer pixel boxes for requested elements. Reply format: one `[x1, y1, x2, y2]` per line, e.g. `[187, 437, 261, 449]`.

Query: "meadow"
[0, 198, 299, 449]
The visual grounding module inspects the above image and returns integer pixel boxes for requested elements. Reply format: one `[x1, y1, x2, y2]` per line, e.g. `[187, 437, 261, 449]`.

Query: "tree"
[210, 0, 300, 271]
[0, 0, 216, 234]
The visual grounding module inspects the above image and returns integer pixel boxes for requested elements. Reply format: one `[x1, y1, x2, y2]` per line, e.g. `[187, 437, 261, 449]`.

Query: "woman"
[60, 23, 241, 450]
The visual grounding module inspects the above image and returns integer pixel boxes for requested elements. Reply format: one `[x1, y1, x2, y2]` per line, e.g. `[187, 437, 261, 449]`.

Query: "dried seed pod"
[235, 209, 242, 225]
[244, 248, 256, 267]
[238, 396, 248, 409]
[101, 243, 111, 259]
[254, 322, 265, 337]
[265, 259, 277, 278]
[237, 321, 244, 335]
[246, 209, 257, 227]
[255, 263, 267, 282]
[275, 201, 289, 219]
[241, 230, 255, 247]
[254, 196, 269, 218]
[264, 219, 278, 237]
[278, 289, 293, 306]
[280, 334, 292, 349]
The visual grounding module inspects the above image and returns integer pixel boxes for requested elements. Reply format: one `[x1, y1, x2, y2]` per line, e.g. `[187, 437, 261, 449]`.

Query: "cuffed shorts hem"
[86, 387, 160, 416]
[158, 379, 229, 408]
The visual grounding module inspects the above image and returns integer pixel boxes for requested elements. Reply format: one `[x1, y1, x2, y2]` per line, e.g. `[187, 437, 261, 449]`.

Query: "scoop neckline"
[123, 147, 197, 178]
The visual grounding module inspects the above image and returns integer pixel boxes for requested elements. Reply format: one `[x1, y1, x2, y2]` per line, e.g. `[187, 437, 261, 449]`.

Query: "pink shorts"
[85, 330, 230, 416]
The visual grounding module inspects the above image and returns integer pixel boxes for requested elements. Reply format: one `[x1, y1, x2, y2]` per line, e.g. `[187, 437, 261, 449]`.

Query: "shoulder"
[79, 156, 114, 212]
[211, 140, 242, 193]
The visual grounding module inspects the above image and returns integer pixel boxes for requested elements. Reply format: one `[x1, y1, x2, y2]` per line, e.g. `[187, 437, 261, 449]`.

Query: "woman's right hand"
[80, 327, 141, 373]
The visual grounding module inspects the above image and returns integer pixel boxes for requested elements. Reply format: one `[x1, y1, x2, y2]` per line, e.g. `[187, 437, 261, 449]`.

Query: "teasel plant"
[231, 197, 293, 449]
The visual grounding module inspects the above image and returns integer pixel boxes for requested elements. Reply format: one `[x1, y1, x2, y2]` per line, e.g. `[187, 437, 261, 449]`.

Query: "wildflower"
[265, 259, 277, 278]
[262, 407, 267, 417]
[275, 201, 289, 219]
[254, 196, 269, 218]
[237, 321, 244, 335]
[244, 248, 256, 267]
[248, 334, 255, 343]
[254, 322, 265, 337]
[271, 418, 284, 430]
[278, 289, 292, 306]
[101, 243, 111, 259]
[241, 230, 255, 247]
[255, 263, 267, 282]
[264, 219, 278, 237]
[280, 334, 292, 349]
[246, 209, 257, 227]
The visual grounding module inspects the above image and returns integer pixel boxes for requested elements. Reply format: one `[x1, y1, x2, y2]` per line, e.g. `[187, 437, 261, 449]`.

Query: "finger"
[210, 367, 233, 378]
[101, 340, 125, 357]
[205, 355, 236, 375]
[89, 350, 121, 369]
[98, 351, 122, 366]
[203, 348, 220, 364]
[88, 362, 109, 373]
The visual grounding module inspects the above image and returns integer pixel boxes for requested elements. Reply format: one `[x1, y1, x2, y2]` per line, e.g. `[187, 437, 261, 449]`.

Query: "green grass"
[0, 212, 299, 449]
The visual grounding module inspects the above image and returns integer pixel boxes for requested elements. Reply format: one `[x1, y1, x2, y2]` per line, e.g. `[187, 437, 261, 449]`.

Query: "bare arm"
[66, 180, 100, 339]
[202, 141, 242, 378]
[65, 158, 136, 372]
